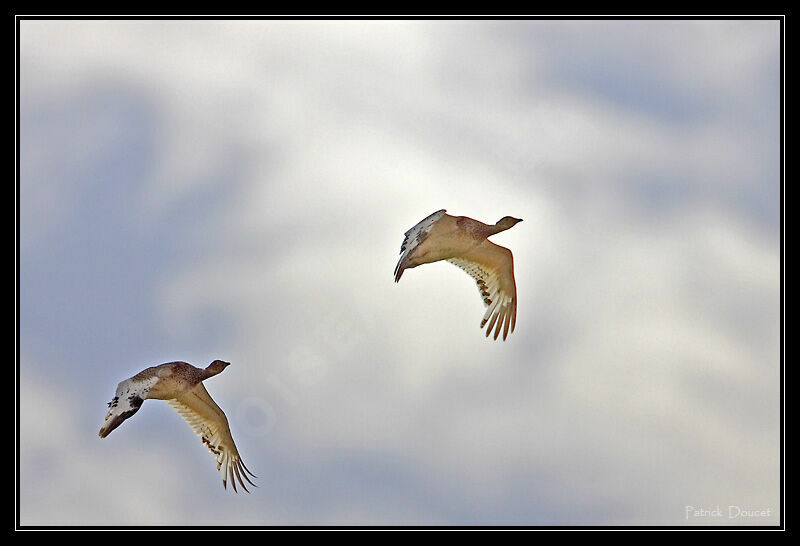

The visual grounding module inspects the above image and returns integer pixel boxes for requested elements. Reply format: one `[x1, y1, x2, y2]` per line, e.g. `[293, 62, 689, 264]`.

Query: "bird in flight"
[394, 209, 522, 341]
[99, 360, 257, 492]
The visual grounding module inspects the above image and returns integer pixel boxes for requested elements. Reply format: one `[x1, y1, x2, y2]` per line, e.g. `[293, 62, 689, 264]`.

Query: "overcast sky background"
[19, 19, 781, 526]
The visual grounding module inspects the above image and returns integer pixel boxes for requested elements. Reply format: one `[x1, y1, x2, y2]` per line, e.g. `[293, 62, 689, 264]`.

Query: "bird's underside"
[99, 361, 256, 492]
[395, 210, 520, 341]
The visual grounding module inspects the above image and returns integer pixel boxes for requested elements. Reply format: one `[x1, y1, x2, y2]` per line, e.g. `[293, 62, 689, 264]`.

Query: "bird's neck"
[485, 223, 510, 237]
[201, 366, 222, 380]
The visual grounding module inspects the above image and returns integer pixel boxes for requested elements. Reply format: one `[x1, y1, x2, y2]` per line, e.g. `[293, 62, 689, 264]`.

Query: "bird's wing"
[99, 374, 159, 438]
[447, 240, 517, 341]
[395, 209, 447, 282]
[166, 383, 256, 492]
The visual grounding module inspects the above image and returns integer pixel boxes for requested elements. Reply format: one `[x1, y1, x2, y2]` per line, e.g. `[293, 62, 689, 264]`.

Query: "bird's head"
[496, 216, 523, 230]
[206, 360, 231, 375]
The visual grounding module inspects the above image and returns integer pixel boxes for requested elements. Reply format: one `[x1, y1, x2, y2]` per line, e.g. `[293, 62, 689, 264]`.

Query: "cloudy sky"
[18, 19, 781, 526]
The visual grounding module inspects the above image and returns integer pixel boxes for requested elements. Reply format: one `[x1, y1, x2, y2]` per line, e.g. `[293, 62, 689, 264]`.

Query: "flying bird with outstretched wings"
[395, 209, 522, 341]
[99, 360, 257, 492]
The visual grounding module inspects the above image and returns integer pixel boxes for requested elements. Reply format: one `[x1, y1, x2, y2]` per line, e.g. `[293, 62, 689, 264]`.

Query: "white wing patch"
[98, 375, 159, 438]
[166, 384, 256, 493]
[448, 256, 517, 341]
[395, 209, 446, 282]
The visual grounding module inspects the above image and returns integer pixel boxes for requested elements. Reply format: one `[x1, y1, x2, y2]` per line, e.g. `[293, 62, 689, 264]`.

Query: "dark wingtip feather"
[229, 465, 238, 493]
[232, 464, 249, 493]
[240, 460, 258, 479]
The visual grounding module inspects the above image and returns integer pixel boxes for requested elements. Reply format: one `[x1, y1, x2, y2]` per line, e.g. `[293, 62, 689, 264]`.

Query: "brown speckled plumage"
[395, 210, 522, 340]
[99, 360, 256, 492]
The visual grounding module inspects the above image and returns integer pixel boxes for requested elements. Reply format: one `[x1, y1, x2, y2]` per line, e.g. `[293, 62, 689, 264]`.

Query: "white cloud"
[19, 19, 780, 525]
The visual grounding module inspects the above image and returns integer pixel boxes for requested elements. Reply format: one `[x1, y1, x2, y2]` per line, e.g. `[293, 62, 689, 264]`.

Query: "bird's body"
[99, 360, 256, 492]
[395, 210, 522, 341]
